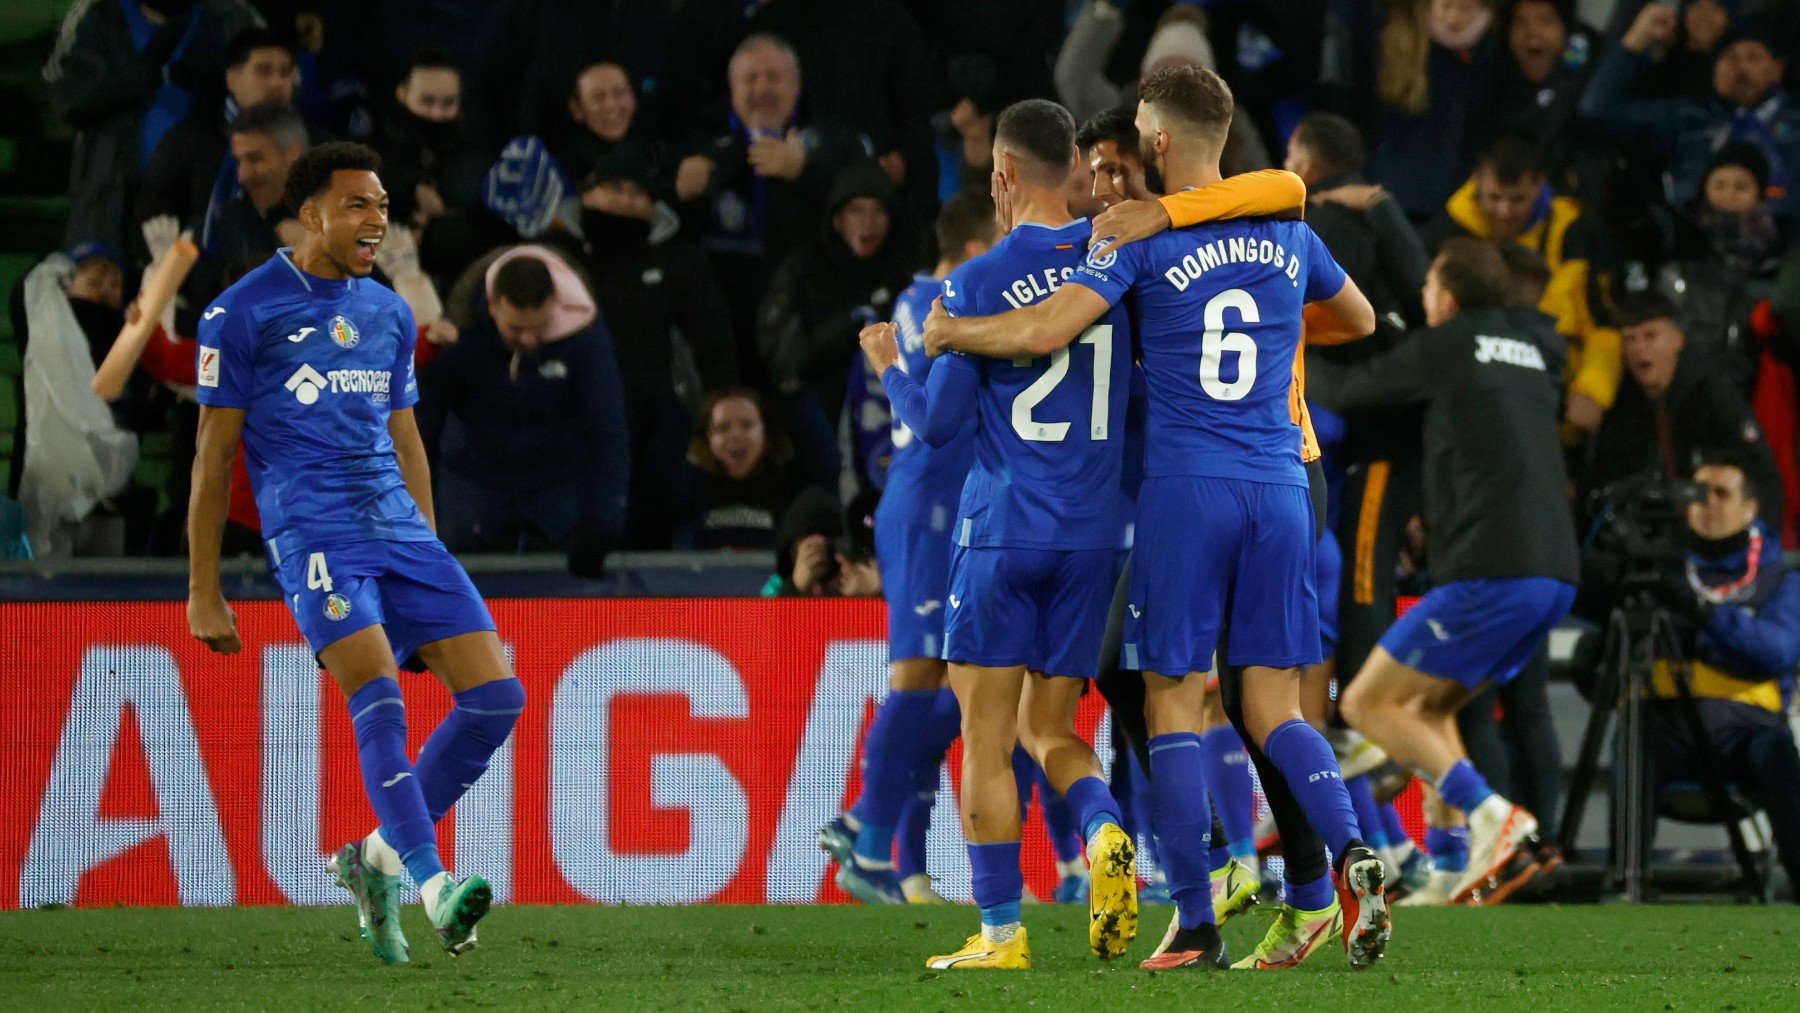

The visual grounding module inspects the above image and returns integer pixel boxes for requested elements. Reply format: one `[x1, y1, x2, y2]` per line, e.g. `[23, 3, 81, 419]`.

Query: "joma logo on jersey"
[328, 315, 360, 349]
[1473, 335, 1547, 371]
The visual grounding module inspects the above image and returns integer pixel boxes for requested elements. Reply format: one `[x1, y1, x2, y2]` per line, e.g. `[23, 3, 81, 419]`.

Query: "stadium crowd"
[10, 0, 1800, 574]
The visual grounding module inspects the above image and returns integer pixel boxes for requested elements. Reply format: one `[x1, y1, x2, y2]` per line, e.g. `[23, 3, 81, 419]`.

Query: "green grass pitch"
[3, 903, 1794, 1009]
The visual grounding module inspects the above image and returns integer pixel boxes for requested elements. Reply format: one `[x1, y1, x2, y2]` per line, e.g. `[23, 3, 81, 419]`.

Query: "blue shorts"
[875, 497, 957, 662]
[1123, 476, 1320, 675]
[1379, 577, 1576, 689]
[943, 544, 1116, 678]
[273, 538, 497, 671]
[1316, 526, 1342, 657]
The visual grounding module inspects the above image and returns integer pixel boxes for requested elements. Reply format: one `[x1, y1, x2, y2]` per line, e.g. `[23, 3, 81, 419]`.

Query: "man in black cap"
[1582, 13, 1799, 223]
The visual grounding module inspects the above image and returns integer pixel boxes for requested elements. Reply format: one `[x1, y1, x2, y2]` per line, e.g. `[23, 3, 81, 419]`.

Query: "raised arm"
[922, 285, 1111, 360]
[187, 405, 245, 654]
[862, 322, 977, 447]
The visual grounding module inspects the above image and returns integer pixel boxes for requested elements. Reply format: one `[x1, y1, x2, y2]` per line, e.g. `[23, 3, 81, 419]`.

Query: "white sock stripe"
[350, 696, 405, 724]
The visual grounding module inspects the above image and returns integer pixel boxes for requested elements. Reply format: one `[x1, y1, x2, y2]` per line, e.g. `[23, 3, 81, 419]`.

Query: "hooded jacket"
[756, 161, 914, 419]
[1424, 179, 1622, 419]
[419, 244, 629, 540]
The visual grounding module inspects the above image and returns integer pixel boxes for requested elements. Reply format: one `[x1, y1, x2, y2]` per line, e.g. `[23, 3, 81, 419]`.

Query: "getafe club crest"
[329, 315, 360, 349]
[323, 593, 353, 621]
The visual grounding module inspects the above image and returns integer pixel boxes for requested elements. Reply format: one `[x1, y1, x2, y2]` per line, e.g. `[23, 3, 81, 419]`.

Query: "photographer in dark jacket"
[419, 246, 629, 576]
[1642, 449, 1800, 900]
[1587, 291, 1786, 540]
[1316, 238, 1581, 904]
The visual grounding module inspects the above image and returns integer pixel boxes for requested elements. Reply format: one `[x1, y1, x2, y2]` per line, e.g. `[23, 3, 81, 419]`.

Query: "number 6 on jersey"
[1200, 289, 1259, 401]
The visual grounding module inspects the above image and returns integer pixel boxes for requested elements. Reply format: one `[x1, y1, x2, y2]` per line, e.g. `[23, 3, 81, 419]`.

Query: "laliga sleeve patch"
[198, 346, 221, 387]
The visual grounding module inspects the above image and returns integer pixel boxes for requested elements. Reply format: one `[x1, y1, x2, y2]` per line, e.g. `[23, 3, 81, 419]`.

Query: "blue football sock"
[1063, 774, 1123, 847]
[1124, 749, 1159, 867]
[1286, 872, 1334, 911]
[1012, 745, 1036, 825]
[348, 678, 443, 888]
[1426, 826, 1470, 873]
[1200, 724, 1257, 859]
[1038, 767, 1085, 863]
[1346, 775, 1389, 849]
[1380, 801, 1412, 849]
[850, 688, 938, 865]
[1148, 732, 1215, 929]
[415, 678, 525, 822]
[894, 689, 958, 879]
[968, 841, 1023, 926]
[1208, 835, 1232, 875]
[1262, 719, 1362, 859]
[1437, 759, 1497, 816]
[895, 784, 934, 880]
[923, 688, 962, 756]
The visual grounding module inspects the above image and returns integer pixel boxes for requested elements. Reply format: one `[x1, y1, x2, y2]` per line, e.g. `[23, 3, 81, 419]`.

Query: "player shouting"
[925, 67, 1388, 972]
[866, 99, 1137, 971]
[186, 142, 521, 964]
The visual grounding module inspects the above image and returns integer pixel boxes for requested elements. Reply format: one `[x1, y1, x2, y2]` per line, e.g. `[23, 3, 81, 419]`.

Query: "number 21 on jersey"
[1011, 324, 1113, 442]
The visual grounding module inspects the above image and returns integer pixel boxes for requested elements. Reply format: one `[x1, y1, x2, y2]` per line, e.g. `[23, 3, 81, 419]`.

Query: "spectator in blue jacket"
[1644, 448, 1800, 898]
[418, 244, 630, 576]
[1581, 13, 1799, 224]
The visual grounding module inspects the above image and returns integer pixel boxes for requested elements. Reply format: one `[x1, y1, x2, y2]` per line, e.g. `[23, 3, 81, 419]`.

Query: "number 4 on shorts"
[307, 552, 333, 592]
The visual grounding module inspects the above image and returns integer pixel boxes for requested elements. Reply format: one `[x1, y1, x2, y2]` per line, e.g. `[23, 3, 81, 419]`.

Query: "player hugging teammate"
[856, 64, 1394, 973]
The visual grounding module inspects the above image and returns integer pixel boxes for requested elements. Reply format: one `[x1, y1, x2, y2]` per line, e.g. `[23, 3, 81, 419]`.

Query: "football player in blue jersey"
[923, 67, 1390, 972]
[186, 143, 521, 964]
[863, 99, 1137, 971]
[820, 189, 998, 906]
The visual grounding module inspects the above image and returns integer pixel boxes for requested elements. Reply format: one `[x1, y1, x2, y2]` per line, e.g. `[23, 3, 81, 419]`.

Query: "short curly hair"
[1137, 64, 1233, 143]
[282, 141, 383, 214]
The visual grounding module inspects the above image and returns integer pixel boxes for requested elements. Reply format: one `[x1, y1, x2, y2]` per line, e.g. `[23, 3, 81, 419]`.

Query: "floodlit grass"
[3, 902, 1795, 1009]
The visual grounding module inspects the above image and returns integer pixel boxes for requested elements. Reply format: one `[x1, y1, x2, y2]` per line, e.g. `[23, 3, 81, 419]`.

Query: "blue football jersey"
[884, 273, 975, 510]
[1073, 216, 1346, 488]
[942, 219, 1133, 550]
[195, 249, 433, 561]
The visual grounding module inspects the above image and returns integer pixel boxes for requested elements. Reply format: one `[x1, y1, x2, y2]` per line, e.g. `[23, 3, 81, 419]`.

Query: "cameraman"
[1586, 292, 1785, 540]
[1644, 448, 1800, 899]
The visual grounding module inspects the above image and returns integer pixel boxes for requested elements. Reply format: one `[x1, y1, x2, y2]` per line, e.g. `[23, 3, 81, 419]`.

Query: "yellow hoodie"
[1443, 178, 1623, 416]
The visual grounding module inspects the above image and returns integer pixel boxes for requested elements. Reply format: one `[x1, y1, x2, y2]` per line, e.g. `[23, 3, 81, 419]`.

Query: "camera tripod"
[1557, 590, 1763, 902]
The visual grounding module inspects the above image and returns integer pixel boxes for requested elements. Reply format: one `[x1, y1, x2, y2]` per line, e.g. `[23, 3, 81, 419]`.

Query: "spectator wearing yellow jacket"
[1422, 134, 1620, 438]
